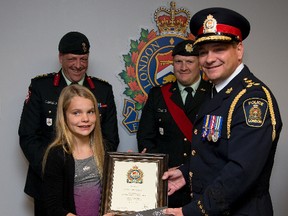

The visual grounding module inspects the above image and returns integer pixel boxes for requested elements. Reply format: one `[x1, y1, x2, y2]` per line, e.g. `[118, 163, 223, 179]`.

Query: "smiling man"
[18, 31, 119, 216]
[137, 39, 211, 208]
[163, 7, 282, 216]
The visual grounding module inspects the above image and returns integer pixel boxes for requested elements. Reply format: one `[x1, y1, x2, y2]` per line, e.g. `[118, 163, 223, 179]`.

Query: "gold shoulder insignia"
[243, 98, 268, 127]
[34, 72, 56, 79]
[225, 87, 233, 94]
[262, 86, 277, 141]
[90, 76, 109, 84]
[227, 82, 277, 141]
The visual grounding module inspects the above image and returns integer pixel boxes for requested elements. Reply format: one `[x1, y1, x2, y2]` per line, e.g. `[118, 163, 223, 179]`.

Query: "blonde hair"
[42, 85, 105, 177]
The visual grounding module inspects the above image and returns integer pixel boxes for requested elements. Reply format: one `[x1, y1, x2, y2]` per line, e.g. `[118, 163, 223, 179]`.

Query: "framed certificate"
[100, 152, 168, 215]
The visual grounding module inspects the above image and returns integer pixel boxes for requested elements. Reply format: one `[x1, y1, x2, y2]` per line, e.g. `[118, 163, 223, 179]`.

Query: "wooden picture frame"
[100, 152, 168, 215]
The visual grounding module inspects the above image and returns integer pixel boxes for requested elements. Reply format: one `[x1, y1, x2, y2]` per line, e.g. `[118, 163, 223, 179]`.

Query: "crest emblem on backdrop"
[119, 1, 194, 133]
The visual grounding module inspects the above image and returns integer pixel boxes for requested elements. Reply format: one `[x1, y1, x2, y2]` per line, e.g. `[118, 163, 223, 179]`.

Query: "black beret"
[58, 31, 90, 54]
[190, 7, 250, 46]
[172, 40, 198, 56]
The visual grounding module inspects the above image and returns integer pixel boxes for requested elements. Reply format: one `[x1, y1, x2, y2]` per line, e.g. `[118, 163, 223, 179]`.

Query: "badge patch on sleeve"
[243, 98, 268, 127]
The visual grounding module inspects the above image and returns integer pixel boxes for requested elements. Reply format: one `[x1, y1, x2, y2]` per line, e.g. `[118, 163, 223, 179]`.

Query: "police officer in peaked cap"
[18, 31, 119, 216]
[163, 7, 282, 216]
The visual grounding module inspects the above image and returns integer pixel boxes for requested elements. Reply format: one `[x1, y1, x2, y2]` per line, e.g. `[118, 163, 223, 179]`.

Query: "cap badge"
[203, 14, 217, 34]
[185, 43, 193, 53]
[82, 42, 87, 53]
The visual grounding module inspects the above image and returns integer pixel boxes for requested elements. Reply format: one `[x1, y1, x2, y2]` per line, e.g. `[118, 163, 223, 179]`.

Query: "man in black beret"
[18, 31, 119, 216]
[163, 8, 282, 216]
[137, 39, 211, 207]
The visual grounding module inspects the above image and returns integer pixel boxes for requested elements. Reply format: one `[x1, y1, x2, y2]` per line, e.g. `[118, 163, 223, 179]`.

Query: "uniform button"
[191, 150, 196, 156]
[158, 118, 162, 122]
[189, 171, 193, 177]
[183, 153, 187, 157]
[194, 129, 198, 135]
[184, 138, 187, 141]
[49, 110, 51, 113]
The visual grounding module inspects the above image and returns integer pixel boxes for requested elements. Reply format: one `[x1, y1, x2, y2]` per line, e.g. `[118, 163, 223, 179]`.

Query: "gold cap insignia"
[185, 43, 193, 52]
[203, 14, 217, 34]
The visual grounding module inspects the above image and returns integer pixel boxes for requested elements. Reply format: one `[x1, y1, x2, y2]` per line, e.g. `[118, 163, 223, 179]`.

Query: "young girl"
[42, 84, 105, 216]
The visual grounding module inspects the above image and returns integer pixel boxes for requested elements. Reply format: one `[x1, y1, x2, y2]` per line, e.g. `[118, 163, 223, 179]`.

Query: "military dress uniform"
[18, 32, 119, 213]
[18, 71, 119, 200]
[177, 7, 283, 216]
[180, 65, 282, 216]
[137, 79, 211, 207]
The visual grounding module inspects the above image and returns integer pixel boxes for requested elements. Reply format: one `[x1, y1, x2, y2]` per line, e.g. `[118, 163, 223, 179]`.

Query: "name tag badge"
[157, 108, 167, 113]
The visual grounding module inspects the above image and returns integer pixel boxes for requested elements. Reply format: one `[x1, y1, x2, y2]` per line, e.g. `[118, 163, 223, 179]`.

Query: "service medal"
[201, 115, 210, 140]
[212, 116, 223, 142]
[212, 134, 218, 142]
[207, 133, 212, 141]
[202, 115, 223, 142]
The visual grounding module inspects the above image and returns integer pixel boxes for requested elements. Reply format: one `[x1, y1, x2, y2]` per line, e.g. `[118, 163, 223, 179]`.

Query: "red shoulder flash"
[86, 76, 95, 89]
[53, 73, 60, 86]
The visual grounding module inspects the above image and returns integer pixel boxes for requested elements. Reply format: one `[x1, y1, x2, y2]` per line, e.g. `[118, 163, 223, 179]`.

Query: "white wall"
[0, 0, 287, 215]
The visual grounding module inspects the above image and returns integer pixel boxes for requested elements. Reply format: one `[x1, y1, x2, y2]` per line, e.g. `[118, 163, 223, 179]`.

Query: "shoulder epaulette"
[88, 75, 109, 84]
[33, 72, 56, 79]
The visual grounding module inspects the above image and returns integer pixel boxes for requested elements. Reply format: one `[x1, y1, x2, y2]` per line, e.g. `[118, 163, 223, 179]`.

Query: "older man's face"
[59, 53, 89, 82]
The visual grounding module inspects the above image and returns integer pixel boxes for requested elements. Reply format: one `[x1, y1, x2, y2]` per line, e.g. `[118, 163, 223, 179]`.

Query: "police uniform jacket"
[18, 71, 119, 199]
[180, 65, 282, 216]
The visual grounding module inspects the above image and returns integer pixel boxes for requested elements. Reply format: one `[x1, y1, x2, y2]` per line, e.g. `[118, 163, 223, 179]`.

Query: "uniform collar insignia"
[225, 87, 233, 94]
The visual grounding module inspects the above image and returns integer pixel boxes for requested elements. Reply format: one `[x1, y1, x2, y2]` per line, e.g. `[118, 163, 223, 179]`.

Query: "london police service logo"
[119, 1, 194, 133]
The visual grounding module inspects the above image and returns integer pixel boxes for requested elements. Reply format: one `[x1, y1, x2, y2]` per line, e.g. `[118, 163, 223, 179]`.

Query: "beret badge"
[82, 42, 88, 53]
[203, 14, 217, 34]
[185, 43, 193, 53]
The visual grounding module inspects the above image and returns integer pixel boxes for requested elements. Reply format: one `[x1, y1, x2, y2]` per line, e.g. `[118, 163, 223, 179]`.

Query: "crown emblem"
[154, 1, 190, 36]
[203, 14, 217, 34]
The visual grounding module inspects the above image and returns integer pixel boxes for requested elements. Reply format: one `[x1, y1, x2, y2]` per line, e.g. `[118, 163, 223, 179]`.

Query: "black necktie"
[70, 81, 78, 85]
[211, 85, 217, 98]
[184, 87, 193, 112]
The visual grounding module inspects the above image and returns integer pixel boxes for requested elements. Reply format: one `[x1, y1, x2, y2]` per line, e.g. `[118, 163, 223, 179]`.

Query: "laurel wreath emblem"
[119, 28, 158, 111]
